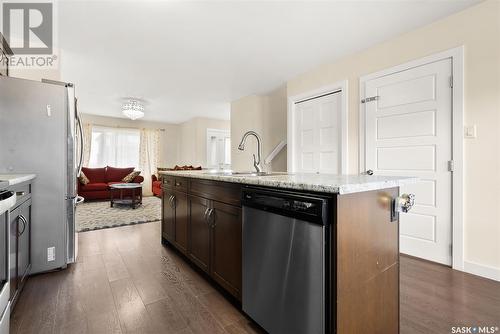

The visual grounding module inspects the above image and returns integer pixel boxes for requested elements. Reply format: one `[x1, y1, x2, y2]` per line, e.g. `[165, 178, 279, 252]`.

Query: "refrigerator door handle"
[76, 98, 84, 177]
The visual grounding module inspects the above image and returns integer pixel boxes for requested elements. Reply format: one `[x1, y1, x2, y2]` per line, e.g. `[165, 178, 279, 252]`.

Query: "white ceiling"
[58, 0, 479, 123]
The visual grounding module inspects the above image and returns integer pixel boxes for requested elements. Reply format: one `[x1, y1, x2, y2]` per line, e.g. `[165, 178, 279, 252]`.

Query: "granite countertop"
[0, 174, 36, 187]
[159, 170, 417, 195]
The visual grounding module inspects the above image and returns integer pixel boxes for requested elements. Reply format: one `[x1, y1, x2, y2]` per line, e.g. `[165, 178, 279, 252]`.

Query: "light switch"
[46, 104, 51, 117]
[464, 125, 476, 138]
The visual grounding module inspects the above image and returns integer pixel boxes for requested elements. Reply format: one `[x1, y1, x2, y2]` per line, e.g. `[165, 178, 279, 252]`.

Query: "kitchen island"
[159, 170, 415, 334]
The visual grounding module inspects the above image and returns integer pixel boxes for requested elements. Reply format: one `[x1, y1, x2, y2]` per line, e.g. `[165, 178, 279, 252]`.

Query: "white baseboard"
[463, 261, 500, 282]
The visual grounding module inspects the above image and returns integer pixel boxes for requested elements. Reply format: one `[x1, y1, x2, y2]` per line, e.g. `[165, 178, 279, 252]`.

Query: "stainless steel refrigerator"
[0, 76, 81, 274]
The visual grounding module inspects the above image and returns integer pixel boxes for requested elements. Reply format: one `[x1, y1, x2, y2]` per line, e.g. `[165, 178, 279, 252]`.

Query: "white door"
[364, 58, 453, 265]
[206, 129, 231, 169]
[293, 92, 342, 173]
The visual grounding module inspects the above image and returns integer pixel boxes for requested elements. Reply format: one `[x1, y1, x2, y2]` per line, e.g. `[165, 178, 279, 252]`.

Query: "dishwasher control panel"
[242, 187, 329, 225]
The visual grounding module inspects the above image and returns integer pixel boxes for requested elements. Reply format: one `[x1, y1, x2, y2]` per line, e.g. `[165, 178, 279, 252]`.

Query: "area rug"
[76, 196, 161, 232]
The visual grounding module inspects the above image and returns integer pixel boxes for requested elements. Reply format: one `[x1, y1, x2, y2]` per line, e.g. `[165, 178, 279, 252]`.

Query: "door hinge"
[361, 96, 379, 104]
[447, 160, 454, 172]
[449, 75, 453, 88]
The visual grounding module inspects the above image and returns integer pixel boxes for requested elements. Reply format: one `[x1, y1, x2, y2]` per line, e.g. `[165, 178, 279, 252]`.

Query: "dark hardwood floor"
[10, 222, 500, 334]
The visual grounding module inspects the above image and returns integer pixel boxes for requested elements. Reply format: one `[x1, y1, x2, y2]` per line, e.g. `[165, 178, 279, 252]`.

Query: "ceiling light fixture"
[122, 99, 145, 120]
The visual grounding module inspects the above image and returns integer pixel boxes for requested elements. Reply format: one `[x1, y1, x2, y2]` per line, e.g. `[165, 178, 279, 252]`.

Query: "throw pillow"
[122, 171, 140, 183]
[78, 172, 90, 185]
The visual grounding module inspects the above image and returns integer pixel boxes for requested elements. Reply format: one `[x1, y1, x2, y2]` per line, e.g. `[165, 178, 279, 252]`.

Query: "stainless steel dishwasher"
[242, 187, 330, 334]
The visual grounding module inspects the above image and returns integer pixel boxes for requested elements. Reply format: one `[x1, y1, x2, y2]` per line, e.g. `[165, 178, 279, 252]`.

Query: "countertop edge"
[159, 171, 418, 195]
[0, 174, 37, 187]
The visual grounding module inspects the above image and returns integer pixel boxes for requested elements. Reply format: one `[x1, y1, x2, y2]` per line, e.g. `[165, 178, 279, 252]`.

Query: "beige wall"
[231, 95, 265, 171]
[230, 85, 287, 172]
[80, 114, 180, 167]
[175, 117, 231, 168]
[232, 0, 500, 276]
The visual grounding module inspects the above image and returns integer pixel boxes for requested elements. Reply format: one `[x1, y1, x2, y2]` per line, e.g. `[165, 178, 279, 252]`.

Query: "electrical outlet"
[47, 246, 55, 262]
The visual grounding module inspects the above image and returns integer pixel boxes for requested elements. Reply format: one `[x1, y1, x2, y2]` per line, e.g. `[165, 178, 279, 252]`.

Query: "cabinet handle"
[175, 182, 181, 187]
[16, 191, 25, 197]
[169, 195, 176, 209]
[18, 214, 27, 236]
[204, 208, 210, 223]
[208, 209, 216, 228]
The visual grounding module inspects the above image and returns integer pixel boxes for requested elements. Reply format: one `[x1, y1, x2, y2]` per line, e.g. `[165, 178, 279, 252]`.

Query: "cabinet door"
[17, 202, 31, 284]
[211, 202, 242, 300]
[162, 189, 175, 242]
[9, 207, 19, 300]
[188, 195, 211, 273]
[173, 191, 188, 254]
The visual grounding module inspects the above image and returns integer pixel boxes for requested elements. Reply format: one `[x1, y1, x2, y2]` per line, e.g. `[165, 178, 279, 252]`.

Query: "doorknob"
[366, 170, 374, 175]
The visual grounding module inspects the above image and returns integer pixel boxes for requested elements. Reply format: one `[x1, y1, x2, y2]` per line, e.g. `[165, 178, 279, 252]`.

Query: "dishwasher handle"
[242, 187, 329, 225]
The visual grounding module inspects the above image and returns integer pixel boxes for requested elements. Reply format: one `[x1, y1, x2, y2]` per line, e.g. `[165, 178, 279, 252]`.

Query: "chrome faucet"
[238, 131, 263, 173]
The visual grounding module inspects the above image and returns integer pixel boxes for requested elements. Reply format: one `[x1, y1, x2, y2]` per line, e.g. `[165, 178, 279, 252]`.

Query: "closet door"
[293, 92, 342, 173]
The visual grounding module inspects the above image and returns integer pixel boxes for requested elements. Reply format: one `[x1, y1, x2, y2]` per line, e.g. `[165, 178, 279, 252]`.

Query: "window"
[89, 126, 140, 168]
[206, 129, 231, 169]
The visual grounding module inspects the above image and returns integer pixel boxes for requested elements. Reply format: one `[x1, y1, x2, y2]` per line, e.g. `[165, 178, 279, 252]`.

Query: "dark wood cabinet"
[336, 188, 399, 334]
[162, 186, 189, 255]
[162, 177, 243, 300]
[173, 192, 189, 253]
[161, 188, 175, 242]
[188, 195, 211, 273]
[211, 201, 242, 299]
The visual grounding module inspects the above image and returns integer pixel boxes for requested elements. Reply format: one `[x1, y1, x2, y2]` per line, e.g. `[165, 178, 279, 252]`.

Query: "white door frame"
[359, 46, 464, 271]
[287, 80, 349, 174]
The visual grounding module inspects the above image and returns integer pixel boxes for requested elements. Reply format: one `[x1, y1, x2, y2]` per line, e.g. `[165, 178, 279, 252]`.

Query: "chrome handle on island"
[395, 193, 416, 213]
[389, 193, 415, 222]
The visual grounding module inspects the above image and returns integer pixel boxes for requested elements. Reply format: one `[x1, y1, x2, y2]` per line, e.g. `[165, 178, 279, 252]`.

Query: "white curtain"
[139, 128, 160, 196]
[89, 126, 140, 168]
[82, 123, 93, 167]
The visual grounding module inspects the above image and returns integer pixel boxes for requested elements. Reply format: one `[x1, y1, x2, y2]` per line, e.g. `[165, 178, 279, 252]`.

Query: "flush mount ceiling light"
[122, 99, 145, 120]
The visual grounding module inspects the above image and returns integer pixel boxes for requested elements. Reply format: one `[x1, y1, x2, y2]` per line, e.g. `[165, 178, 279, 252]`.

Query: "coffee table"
[109, 183, 143, 209]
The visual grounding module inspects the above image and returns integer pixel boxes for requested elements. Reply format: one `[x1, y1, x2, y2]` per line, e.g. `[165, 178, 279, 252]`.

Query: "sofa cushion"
[122, 171, 141, 183]
[81, 167, 106, 183]
[106, 166, 135, 182]
[79, 182, 109, 192]
[78, 172, 90, 185]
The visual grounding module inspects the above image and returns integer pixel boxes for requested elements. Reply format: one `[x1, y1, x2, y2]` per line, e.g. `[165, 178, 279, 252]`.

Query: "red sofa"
[78, 166, 144, 200]
[152, 175, 162, 197]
